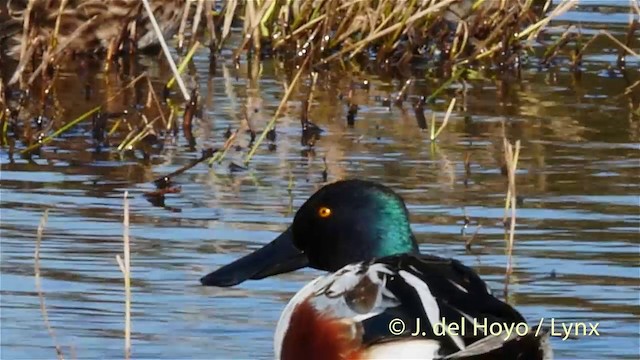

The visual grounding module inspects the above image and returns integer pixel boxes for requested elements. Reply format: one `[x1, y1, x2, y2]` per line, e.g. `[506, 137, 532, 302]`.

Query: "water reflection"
[1, 3, 639, 360]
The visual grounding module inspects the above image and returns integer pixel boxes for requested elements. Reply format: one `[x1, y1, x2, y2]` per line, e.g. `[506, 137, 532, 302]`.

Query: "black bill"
[200, 226, 308, 287]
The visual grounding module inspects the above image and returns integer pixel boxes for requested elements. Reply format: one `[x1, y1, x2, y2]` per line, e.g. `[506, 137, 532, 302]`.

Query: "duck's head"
[200, 179, 419, 287]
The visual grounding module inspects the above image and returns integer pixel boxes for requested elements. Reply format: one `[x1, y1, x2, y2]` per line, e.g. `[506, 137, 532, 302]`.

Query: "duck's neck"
[372, 193, 419, 258]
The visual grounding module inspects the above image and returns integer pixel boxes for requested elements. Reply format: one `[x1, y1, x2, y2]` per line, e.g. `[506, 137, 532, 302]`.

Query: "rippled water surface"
[1, 2, 639, 359]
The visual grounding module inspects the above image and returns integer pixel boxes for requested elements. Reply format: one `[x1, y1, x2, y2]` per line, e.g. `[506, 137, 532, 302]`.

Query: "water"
[1, 2, 639, 359]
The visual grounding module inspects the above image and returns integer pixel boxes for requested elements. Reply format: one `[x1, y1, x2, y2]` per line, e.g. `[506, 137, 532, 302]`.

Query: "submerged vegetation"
[0, 0, 638, 187]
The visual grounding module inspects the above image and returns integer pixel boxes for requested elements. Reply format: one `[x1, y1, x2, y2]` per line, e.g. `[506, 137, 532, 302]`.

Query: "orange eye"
[318, 207, 332, 218]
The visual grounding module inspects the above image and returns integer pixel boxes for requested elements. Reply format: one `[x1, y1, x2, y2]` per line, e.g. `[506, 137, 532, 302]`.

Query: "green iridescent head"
[201, 179, 419, 287]
[290, 179, 419, 271]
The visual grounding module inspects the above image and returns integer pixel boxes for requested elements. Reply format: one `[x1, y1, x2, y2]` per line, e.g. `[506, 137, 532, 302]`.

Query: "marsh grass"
[115, 192, 132, 360]
[215, 0, 624, 73]
[18, 72, 148, 155]
[32, 196, 133, 360]
[1, 0, 637, 174]
[4, 0, 587, 87]
[430, 97, 456, 141]
[34, 209, 66, 360]
[244, 55, 311, 164]
[141, 0, 190, 102]
[502, 138, 521, 297]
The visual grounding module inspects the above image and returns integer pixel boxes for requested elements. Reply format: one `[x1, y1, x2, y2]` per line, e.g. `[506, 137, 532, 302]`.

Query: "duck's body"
[1, 0, 186, 58]
[275, 255, 551, 360]
[200, 180, 552, 359]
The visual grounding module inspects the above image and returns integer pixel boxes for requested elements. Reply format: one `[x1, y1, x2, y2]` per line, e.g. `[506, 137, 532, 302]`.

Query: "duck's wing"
[275, 254, 550, 359]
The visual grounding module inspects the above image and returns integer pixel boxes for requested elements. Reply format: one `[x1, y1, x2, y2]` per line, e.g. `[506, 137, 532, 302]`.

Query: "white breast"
[273, 276, 324, 359]
[364, 340, 440, 359]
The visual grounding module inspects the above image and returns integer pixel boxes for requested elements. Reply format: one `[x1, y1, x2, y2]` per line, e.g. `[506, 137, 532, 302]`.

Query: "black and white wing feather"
[275, 253, 551, 359]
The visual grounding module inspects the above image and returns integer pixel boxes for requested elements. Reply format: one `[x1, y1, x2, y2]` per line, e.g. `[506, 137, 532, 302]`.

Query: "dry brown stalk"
[244, 55, 311, 164]
[430, 98, 456, 141]
[34, 209, 65, 360]
[322, 0, 459, 64]
[21, 16, 98, 86]
[190, 0, 205, 46]
[177, 0, 192, 50]
[503, 139, 521, 275]
[141, 0, 190, 101]
[115, 192, 132, 360]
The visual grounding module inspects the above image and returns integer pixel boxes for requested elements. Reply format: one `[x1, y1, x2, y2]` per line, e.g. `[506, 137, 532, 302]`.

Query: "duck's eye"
[318, 206, 332, 218]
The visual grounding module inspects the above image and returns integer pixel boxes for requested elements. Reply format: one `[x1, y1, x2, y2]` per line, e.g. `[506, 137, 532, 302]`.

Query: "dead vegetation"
[0, 0, 637, 190]
[3, 2, 636, 359]
[2, 0, 637, 84]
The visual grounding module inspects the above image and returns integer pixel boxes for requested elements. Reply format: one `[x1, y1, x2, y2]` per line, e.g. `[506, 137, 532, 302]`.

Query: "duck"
[200, 179, 552, 360]
[0, 0, 186, 58]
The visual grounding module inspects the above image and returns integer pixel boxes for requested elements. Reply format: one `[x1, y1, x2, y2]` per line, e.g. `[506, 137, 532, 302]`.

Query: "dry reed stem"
[633, 0, 640, 16]
[203, 0, 217, 47]
[145, 77, 167, 126]
[450, 20, 469, 60]
[167, 41, 201, 90]
[600, 30, 640, 58]
[503, 139, 521, 275]
[9, 38, 38, 86]
[394, 79, 413, 105]
[118, 115, 161, 151]
[568, 28, 640, 67]
[34, 209, 65, 360]
[190, 0, 205, 46]
[25, 16, 98, 86]
[233, 0, 276, 59]
[244, 56, 311, 164]
[274, 14, 326, 46]
[50, 0, 68, 49]
[17, 0, 35, 64]
[623, 80, 640, 95]
[20, 73, 148, 154]
[208, 129, 239, 165]
[518, 0, 577, 42]
[465, 225, 483, 250]
[220, 0, 239, 50]
[177, 0, 191, 50]
[321, 0, 458, 64]
[0, 77, 5, 119]
[431, 98, 456, 141]
[141, 0, 190, 102]
[115, 192, 132, 360]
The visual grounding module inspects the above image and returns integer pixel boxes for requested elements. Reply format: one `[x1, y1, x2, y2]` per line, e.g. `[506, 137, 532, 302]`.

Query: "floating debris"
[413, 97, 427, 130]
[229, 162, 247, 173]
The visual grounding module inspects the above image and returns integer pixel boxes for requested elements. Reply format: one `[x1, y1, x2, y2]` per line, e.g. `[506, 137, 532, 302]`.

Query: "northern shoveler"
[201, 180, 552, 360]
[1, 0, 186, 58]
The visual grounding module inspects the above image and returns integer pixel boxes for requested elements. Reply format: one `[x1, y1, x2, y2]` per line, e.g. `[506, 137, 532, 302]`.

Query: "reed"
[117, 114, 161, 151]
[34, 210, 65, 360]
[1, 0, 634, 180]
[2, 0, 583, 86]
[208, 128, 239, 166]
[141, 0, 190, 102]
[430, 98, 456, 142]
[167, 41, 202, 90]
[0, 76, 6, 144]
[244, 56, 311, 165]
[21, 106, 100, 154]
[503, 139, 521, 275]
[19, 73, 148, 155]
[115, 192, 132, 360]
[213, 0, 582, 70]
